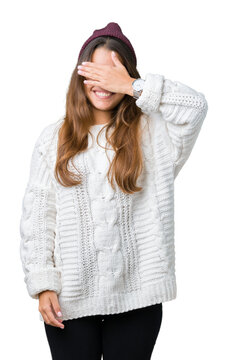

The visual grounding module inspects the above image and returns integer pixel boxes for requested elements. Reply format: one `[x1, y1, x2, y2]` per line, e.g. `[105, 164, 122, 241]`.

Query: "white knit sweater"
[19, 73, 208, 322]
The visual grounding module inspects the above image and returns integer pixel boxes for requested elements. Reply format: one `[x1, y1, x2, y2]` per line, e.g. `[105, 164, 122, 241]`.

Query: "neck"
[92, 108, 111, 125]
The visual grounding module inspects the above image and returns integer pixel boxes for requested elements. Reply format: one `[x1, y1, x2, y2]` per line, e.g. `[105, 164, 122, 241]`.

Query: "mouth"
[92, 90, 114, 100]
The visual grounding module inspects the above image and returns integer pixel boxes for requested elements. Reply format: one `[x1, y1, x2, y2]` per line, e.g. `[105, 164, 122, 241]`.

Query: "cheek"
[83, 84, 92, 95]
[116, 94, 125, 102]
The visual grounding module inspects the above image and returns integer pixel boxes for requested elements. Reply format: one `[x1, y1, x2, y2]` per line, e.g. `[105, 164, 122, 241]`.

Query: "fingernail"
[57, 311, 62, 317]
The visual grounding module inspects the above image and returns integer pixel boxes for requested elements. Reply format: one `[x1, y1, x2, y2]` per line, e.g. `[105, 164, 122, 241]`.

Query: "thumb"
[50, 293, 62, 318]
[111, 51, 122, 66]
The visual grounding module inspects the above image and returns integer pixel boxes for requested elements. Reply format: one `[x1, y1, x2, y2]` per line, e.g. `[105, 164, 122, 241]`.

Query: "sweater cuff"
[136, 73, 164, 114]
[24, 267, 62, 299]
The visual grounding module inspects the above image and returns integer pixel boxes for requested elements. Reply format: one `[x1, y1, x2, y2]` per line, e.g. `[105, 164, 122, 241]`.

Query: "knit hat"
[78, 22, 137, 65]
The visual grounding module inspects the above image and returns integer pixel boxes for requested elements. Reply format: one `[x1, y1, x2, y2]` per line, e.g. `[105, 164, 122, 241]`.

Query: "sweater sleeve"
[135, 73, 208, 178]
[19, 126, 62, 299]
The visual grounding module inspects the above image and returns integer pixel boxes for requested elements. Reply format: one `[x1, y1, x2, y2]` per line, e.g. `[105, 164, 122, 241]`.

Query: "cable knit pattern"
[19, 73, 208, 321]
[19, 124, 62, 299]
[136, 73, 208, 178]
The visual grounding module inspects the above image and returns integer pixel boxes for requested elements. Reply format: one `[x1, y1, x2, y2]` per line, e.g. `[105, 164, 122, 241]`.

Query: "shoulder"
[35, 117, 64, 155]
[36, 117, 64, 145]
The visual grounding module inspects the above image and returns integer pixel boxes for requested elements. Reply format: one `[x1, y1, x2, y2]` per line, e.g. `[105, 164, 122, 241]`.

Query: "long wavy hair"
[55, 36, 144, 194]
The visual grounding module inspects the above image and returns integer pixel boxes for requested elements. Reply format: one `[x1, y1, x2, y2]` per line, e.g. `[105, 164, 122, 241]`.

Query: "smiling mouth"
[93, 91, 114, 99]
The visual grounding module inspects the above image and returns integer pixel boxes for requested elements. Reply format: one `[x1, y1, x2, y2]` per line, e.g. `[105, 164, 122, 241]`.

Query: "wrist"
[125, 77, 137, 97]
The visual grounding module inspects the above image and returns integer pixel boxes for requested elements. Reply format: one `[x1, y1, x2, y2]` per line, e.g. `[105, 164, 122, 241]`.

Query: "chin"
[90, 102, 117, 111]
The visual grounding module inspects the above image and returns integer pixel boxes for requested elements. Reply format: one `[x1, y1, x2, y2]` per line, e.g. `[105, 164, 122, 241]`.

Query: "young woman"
[19, 22, 208, 359]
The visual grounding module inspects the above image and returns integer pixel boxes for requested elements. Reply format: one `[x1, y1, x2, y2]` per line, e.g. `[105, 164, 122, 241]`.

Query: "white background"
[0, 0, 227, 359]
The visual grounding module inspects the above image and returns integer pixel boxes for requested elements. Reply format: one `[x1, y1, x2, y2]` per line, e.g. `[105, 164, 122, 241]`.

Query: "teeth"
[95, 92, 112, 97]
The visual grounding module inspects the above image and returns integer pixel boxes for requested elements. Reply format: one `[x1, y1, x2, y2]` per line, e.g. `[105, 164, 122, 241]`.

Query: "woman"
[19, 22, 208, 359]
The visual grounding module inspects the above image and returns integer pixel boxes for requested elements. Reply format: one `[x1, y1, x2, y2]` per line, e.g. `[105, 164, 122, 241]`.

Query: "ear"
[111, 51, 123, 67]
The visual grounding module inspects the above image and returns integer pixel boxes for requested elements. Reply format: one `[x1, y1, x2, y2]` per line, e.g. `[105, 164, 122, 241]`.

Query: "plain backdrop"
[0, 0, 227, 359]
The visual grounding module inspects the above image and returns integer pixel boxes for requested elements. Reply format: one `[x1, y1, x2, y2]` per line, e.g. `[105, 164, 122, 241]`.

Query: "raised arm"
[136, 73, 208, 178]
[19, 125, 61, 299]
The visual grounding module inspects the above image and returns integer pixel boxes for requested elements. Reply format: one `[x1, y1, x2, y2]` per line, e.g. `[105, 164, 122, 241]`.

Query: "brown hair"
[55, 36, 144, 194]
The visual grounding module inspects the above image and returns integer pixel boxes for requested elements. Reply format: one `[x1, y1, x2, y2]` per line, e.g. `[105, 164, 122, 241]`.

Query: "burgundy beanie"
[78, 22, 137, 65]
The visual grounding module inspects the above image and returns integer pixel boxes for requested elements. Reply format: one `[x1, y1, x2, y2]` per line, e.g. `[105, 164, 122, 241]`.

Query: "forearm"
[20, 128, 61, 299]
[135, 73, 208, 177]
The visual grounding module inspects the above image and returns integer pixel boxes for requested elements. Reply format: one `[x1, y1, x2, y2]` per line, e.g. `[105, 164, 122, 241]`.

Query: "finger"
[83, 80, 102, 86]
[111, 51, 123, 66]
[78, 64, 105, 72]
[50, 297, 63, 319]
[77, 69, 102, 80]
[80, 61, 106, 69]
[43, 311, 63, 326]
[42, 312, 51, 325]
[78, 62, 110, 75]
[44, 306, 65, 328]
[47, 310, 64, 328]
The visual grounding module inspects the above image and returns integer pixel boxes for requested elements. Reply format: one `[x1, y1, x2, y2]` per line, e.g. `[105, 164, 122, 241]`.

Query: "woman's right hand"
[38, 290, 64, 329]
